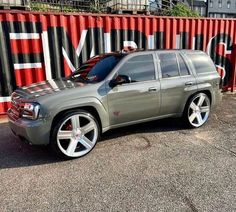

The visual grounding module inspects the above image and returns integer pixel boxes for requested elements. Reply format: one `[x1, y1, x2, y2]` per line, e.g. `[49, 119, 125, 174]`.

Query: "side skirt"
[102, 113, 182, 133]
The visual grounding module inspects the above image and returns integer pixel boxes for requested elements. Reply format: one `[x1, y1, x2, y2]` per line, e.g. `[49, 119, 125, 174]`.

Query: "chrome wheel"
[188, 93, 210, 128]
[56, 113, 98, 158]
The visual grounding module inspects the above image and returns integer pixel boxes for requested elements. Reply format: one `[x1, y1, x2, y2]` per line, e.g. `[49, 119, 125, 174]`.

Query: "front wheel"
[51, 110, 100, 159]
[184, 93, 211, 128]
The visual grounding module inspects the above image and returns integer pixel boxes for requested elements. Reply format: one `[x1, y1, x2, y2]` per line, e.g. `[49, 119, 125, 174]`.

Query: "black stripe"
[110, 29, 147, 51]
[7, 21, 42, 33]
[195, 34, 203, 50]
[154, 32, 165, 49]
[111, 29, 121, 51]
[180, 32, 189, 49]
[12, 53, 43, 64]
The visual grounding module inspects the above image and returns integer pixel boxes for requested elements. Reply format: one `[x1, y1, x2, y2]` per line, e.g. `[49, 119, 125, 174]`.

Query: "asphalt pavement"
[0, 93, 236, 212]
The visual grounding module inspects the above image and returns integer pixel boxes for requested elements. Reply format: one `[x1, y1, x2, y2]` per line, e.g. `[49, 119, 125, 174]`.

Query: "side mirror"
[109, 75, 131, 87]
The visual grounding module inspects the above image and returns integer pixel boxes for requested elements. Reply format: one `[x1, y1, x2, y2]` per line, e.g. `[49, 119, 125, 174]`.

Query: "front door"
[107, 53, 161, 126]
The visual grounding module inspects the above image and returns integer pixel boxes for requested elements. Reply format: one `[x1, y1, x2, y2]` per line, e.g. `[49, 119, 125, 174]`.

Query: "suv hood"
[15, 79, 89, 100]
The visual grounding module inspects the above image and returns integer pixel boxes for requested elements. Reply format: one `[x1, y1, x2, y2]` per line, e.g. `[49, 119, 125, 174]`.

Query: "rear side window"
[187, 54, 215, 74]
[118, 54, 155, 82]
[159, 53, 179, 78]
[177, 54, 190, 76]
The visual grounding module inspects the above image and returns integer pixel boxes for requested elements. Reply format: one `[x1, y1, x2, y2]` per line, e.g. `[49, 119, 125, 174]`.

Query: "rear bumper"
[7, 109, 51, 145]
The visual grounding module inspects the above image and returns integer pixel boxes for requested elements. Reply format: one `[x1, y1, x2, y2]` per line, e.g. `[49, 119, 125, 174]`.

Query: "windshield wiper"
[68, 74, 87, 83]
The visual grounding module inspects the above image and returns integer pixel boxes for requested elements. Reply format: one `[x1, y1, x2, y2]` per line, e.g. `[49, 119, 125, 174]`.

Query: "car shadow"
[101, 118, 185, 141]
[0, 123, 61, 169]
[0, 118, 186, 169]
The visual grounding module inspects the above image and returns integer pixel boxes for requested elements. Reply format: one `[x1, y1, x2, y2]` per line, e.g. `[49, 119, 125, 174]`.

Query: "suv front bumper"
[7, 109, 51, 145]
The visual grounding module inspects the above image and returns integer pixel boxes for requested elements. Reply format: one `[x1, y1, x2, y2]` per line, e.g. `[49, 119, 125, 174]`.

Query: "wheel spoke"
[58, 130, 73, 140]
[66, 138, 78, 155]
[79, 136, 93, 149]
[200, 106, 210, 113]
[71, 115, 80, 129]
[196, 113, 203, 124]
[197, 95, 205, 106]
[82, 122, 94, 134]
[190, 102, 197, 110]
[189, 112, 197, 123]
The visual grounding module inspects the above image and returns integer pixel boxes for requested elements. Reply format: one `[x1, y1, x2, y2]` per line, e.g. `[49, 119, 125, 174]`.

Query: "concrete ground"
[0, 94, 236, 212]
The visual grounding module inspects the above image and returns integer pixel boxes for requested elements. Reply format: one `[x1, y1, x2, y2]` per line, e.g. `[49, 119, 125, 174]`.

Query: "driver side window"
[118, 54, 155, 83]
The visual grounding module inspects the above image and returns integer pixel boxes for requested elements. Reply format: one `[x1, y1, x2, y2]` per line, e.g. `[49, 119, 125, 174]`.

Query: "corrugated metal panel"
[0, 11, 236, 113]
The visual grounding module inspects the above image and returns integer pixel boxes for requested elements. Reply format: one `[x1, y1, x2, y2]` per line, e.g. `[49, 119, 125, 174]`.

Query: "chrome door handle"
[185, 81, 194, 86]
[148, 87, 157, 92]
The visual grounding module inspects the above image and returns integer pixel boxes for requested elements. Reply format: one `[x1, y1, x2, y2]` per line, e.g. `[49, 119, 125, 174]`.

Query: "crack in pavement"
[212, 113, 236, 128]
[183, 196, 199, 212]
[138, 136, 152, 150]
[193, 133, 236, 158]
[211, 144, 236, 157]
[168, 182, 199, 212]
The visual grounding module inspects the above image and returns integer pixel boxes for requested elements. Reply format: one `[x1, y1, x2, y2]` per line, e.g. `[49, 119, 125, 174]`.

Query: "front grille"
[10, 92, 24, 120]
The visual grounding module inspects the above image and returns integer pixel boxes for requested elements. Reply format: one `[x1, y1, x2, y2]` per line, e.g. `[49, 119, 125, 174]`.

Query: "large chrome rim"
[188, 94, 210, 127]
[57, 113, 98, 157]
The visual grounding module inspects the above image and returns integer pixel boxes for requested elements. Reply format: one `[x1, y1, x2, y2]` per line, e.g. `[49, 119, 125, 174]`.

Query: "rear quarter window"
[187, 54, 216, 74]
[177, 54, 190, 76]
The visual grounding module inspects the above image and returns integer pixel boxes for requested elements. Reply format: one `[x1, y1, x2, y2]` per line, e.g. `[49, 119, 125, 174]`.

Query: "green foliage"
[164, 3, 200, 17]
[30, 2, 78, 13]
[88, 2, 103, 13]
[30, 1, 105, 13]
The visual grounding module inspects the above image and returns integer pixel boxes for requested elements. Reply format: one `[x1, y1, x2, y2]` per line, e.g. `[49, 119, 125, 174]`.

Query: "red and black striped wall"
[0, 11, 236, 113]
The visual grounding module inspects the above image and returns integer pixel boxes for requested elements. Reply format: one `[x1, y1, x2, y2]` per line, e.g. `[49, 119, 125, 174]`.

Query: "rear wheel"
[51, 110, 100, 159]
[184, 93, 211, 128]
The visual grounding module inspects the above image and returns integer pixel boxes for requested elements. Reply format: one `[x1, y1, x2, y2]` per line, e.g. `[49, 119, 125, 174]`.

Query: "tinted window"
[159, 53, 179, 78]
[118, 54, 155, 82]
[86, 56, 120, 81]
[69, 55, 124, 82]
[177, 54, 190, 76]
[187, 54, 215, 74]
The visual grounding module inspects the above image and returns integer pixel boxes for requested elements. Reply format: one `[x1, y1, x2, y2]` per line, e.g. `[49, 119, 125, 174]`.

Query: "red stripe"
[15, 68, 46, 87]
[63, 58, 72, 77]
[0, 102, 11, 115]
[10, 39, 43, 54]
[172, 19, 177, 48]
[165, 18, 170, 49]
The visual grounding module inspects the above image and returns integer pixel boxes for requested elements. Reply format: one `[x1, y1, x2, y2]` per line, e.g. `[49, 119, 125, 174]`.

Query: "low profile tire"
[51, 110, 100, 159]
[183, 93, 211, 128]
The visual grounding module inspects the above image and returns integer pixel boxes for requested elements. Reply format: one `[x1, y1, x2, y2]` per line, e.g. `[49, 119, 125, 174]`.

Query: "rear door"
[158, 52, 198, 116]
[107, 53, 161, 126]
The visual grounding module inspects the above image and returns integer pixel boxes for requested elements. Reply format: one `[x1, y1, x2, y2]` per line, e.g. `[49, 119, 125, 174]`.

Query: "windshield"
[69, 55, 124, 83]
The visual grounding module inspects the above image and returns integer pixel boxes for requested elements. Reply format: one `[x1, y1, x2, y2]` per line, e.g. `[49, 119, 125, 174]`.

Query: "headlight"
[21, 102, 40, 120]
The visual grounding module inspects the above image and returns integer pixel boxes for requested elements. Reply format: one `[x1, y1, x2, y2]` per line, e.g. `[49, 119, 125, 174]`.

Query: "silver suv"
[8, 50, 222, 158]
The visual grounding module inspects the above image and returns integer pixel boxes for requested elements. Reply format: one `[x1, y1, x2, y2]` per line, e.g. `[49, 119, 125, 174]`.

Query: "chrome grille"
[10, 92, 24, 120]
